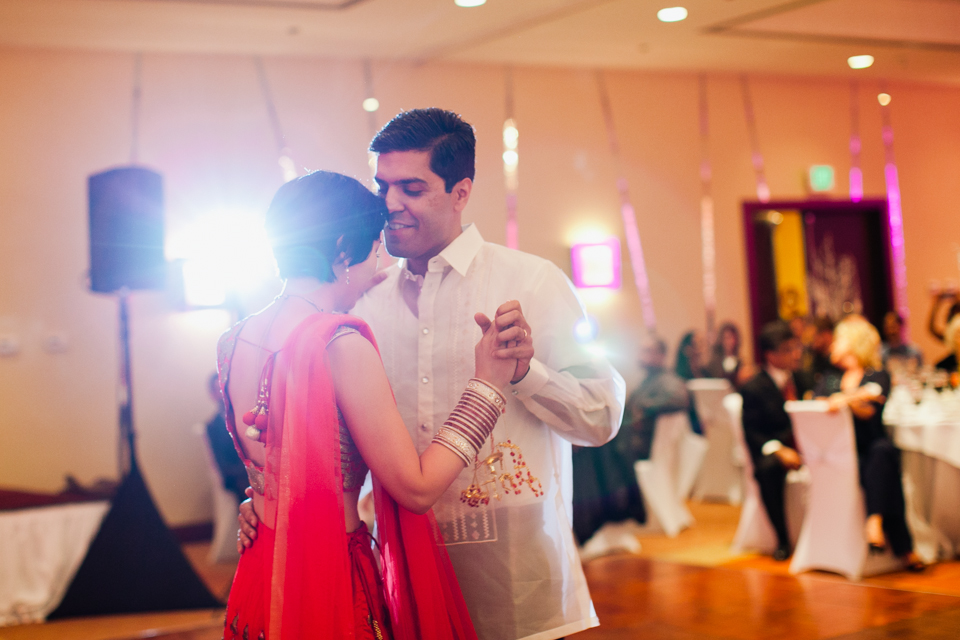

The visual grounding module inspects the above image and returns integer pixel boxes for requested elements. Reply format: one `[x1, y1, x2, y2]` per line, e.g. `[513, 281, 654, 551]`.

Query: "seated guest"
[935, 315, 960, 378]
[818, 315, 923, 571]
[881, 311, 922, 372]
[619, 335, 691, 461]
[800, 316, 841, 394]
[675, 330, 705, 433]
[706, 321, 751, 388]
[675, 330, 706, 381]
[203, 372, 248, 505]
[740, 321, 806, 561]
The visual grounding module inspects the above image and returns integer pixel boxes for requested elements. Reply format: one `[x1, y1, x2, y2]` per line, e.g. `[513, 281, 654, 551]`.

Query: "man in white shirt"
[239, 108, 624, 639]
[360, 109, 624, 640]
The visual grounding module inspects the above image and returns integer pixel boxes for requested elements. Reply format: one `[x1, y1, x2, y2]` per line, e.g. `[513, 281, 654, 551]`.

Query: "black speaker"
[89, 166, 165, 293]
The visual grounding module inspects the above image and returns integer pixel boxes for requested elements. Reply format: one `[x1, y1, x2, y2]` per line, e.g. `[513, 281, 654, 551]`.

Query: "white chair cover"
[689, 379, 743, 504]
[787, 401, 902, 580]
[725, 393, 805, 554]
[634, 412, 698, 537]
[0, 501, 109, 626]
[201, 428, 242, 564]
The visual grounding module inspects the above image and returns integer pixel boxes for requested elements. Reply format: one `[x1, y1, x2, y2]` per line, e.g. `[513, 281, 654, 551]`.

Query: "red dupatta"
[263, 313, 477, 640]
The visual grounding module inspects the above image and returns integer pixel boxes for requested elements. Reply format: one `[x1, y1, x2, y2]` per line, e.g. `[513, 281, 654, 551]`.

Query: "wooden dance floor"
[579, 556, 960, 640]
[6, 501, 960, 640]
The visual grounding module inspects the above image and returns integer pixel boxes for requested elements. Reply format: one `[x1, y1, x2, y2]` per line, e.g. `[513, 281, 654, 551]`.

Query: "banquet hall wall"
[1, 46, 958, 526]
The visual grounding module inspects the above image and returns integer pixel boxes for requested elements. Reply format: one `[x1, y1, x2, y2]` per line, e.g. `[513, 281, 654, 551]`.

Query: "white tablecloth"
[886, 395, 960, 561]
[0, 501, 109, 626]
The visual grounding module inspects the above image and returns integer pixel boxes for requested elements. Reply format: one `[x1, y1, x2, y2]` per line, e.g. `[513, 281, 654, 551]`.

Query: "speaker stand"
[49, 293, 222, 619]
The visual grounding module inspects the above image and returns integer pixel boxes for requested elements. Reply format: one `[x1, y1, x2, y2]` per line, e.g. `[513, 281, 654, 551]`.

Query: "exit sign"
[808, 165, 835, 192]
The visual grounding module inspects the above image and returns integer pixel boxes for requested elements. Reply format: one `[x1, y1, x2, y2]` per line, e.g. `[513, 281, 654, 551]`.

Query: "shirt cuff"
[509, 357, 549, 399]
[761, 440, 784, 456]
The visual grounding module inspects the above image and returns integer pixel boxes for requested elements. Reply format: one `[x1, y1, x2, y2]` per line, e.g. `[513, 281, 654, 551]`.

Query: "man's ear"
[450, 177, 473, 214]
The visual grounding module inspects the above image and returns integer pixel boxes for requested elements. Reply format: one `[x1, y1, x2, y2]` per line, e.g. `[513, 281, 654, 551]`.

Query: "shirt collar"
[765, 364, 791, 390]
[398, 223, 484, 278]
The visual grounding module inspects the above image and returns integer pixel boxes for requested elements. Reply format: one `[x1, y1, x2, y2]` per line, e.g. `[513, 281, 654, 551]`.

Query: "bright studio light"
[454, 0, 485, 6]
[847, 55, 874, 69]
[168, 210, 276, 307]
[877, 92, 892, 106]
[574, 316, 600, 343]
[362, 97, 380, 112]
[502, 150, 519, 166]
[657, 6, 688, 22]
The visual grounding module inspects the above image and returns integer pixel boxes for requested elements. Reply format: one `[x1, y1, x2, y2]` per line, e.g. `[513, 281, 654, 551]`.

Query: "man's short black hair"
[758, 320, 796, 355]
[369, 108, 475, 192]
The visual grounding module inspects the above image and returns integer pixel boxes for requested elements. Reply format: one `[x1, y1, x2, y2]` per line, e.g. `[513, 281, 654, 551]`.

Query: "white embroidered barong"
[354, 224, 625, 640]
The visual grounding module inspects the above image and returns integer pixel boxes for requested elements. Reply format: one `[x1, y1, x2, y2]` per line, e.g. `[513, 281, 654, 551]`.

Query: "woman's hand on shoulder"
[474, 313, 516, 390]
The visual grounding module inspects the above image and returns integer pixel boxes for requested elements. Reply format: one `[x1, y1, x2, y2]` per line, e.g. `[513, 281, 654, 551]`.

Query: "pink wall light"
[571, 238, 621, 289]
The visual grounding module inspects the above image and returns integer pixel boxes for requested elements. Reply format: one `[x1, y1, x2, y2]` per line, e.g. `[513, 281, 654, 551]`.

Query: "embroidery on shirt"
[435, 495, 498, 545]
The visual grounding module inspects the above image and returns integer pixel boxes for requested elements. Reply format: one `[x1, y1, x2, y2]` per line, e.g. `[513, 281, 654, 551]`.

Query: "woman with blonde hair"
[817, 315, 922, 571]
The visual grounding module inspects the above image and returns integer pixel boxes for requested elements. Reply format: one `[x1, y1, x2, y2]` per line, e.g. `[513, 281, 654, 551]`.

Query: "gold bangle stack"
[432, 378, 507, 465]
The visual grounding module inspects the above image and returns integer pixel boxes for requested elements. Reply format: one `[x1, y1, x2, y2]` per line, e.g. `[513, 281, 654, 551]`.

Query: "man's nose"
[383, 187, 404, 213]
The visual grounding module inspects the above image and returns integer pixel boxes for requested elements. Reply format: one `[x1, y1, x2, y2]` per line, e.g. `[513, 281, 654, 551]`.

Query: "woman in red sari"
[217, 171, 515, 639]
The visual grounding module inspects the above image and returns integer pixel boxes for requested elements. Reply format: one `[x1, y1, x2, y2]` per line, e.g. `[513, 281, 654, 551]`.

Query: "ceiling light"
[878, 93, 892, 106]
[362, 97, 379, 112]
[847, 55, 874, 69]
[657, 7, 688, 22]
[454, 0, 486, 6]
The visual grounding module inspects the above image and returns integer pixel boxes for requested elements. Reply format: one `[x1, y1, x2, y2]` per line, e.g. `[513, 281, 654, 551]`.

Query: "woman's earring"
[345, 265, 350, 285]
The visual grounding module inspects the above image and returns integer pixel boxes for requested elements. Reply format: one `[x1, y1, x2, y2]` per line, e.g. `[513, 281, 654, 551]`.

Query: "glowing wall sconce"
[571, 237, 621, 289]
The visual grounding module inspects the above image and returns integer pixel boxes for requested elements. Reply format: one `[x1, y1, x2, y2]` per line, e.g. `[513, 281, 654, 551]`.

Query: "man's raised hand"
[493, 300, 534, 384]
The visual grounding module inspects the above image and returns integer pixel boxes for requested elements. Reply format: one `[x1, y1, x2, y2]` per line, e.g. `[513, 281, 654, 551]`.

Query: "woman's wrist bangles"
[432, 378, 507, 465]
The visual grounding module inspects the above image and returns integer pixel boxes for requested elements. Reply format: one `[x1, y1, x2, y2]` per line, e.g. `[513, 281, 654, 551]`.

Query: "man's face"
[811, 329, 833, 354]
[638, 339, 665, 370]
[374, 150, 471, 268]
[883, 313, 901, 340]
[766, 337, 803, 372]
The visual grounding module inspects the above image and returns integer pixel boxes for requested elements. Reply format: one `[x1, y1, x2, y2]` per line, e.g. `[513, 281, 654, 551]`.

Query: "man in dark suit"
[740, 320, 806, 561]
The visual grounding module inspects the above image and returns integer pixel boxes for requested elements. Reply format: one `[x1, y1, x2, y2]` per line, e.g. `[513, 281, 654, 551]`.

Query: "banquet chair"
[688, 379, 742, 504]
[200, 427, 242, 564]
[786, 401, 903, 580]
[634, 412, 704, 537]
[725, 393, 805, 554]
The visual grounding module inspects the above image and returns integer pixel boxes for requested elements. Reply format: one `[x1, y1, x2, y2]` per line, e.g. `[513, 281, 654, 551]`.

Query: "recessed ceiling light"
[877, 93, 892, 106]
[455, 0, 486, 6]
[657, 7, 688, 22]
[362, 97, 380, 112]
[847, 55, 874, 69]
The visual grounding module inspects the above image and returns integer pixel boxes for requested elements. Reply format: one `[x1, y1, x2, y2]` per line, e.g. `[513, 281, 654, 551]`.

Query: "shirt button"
[422, 377, 429, 384]
[422, 328, 429, 335]
[421, 424, 429, 432]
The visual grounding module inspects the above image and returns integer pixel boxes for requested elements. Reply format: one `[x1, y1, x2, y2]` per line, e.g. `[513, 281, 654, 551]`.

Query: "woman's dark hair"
[675, 331, 700, 380]
[712, 322, 741, 358]
[369, 108, 475, 192]
[265, 171, 386, 281]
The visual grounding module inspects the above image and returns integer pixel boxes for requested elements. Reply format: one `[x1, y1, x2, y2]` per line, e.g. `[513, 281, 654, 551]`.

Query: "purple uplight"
[571, 237, 621, 290]
[884, 163, 909, 322]
[849, 167, 863, 202]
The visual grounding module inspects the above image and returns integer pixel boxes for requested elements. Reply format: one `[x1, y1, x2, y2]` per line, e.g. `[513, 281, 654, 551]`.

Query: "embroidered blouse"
[217, 320, 369, 494]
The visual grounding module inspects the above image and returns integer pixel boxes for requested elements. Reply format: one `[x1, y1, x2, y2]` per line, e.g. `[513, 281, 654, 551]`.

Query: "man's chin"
[383, 237, 412, 259]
